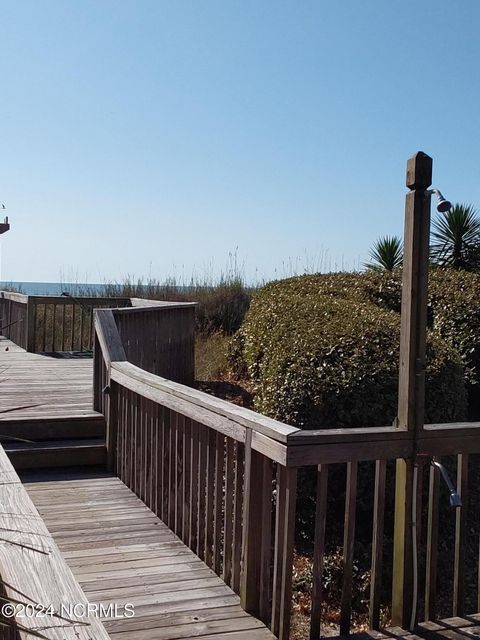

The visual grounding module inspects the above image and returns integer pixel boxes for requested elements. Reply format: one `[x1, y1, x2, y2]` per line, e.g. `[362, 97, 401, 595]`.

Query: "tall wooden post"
[392, 152, 432, 628]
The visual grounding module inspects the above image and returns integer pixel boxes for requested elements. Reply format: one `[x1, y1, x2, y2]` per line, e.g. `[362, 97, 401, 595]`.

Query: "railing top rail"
[110, 360, 289, 464]
[129, 297, 198, 309]
[0, 291, 132, 305]
[29, 295, 132, 305]
[110, 359, 299, 443]
[95, 309, 127, 366]
[0, 290, 28, 303]
[0, 445, 112, 639]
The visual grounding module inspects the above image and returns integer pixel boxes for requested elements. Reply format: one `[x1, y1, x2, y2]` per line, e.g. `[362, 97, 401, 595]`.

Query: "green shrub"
[237, 276, 467, 428]
[429, 270, 480, 385]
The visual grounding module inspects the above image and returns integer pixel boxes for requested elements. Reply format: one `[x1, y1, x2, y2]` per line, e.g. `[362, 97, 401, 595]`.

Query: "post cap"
[406, 152, 433, 190]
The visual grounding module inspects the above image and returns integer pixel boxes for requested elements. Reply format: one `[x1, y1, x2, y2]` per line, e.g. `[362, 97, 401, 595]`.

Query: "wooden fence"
[94, 305, 480, 640]
[0, 292, 28, 349]
[0, 291, 131, 353]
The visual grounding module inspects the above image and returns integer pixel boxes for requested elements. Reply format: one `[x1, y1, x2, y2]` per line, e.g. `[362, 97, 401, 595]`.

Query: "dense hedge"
[233, 271, 471, 428]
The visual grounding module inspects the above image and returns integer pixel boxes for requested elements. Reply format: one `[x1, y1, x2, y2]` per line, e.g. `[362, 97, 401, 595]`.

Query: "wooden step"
[0, 414, 106, 441]
[4, 438, 107, 470]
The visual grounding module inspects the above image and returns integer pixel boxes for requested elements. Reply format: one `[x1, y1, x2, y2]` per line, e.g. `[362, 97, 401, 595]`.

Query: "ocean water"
[0, 281, 109, 295]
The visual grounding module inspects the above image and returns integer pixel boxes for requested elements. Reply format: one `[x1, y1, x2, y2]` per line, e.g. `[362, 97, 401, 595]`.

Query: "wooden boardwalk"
[23, 469, 276, 640]
[0, 336, 97, 421]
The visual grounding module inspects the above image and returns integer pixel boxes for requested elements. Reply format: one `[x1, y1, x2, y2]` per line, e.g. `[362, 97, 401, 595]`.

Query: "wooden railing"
[0, 444, 111, 639]
[0, 291, 131, 353]
[115, 298, 195, 381]
[93, 304, 196, 467]
[0, 292, 28, 349]
[94, 305, 480, 640]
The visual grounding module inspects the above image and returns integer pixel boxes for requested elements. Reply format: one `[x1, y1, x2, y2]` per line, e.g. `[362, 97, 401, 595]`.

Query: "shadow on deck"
[21, 468, 275, 640]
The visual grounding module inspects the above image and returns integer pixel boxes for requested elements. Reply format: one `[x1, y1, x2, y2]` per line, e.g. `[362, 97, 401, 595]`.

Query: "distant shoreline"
[0, 281, 194, 296]
[0, 281, 107, 295]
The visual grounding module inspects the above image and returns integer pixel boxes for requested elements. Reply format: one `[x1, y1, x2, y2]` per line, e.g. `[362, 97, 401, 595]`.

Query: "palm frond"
[431, 203, 480, 269]
[365, 236, 403, 271]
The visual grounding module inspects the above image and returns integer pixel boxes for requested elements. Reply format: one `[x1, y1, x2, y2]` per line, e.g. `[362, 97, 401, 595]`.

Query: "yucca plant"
[365, 236, 403, 272]
[431, 203, 480, 270]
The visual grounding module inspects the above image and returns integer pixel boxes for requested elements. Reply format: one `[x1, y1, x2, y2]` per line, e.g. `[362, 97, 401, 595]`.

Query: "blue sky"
[1, 1, 480, 283]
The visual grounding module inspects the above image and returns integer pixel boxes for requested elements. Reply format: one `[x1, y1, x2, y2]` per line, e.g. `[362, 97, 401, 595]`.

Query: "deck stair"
[4, 436, 106, 469]
[0, 337, 106, 469]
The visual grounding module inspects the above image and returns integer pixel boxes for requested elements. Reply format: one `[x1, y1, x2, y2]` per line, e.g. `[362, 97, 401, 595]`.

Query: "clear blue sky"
[1, 1, 480, 283]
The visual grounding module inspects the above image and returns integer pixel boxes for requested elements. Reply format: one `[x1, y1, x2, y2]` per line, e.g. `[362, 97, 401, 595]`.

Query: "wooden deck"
[0, 336, 97, 421]
[23, 469, 276, 640]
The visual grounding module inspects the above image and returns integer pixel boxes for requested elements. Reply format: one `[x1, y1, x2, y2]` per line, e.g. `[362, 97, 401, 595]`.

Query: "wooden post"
[26, 297, 36, 352]
[392, 152, 432, 628]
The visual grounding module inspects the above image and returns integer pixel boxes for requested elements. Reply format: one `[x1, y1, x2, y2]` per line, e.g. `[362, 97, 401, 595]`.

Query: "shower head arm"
[431, 460, 462, 507]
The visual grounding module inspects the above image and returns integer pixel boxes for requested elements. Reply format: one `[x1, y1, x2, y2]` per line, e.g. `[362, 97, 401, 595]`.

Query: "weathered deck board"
[0, 336, 100, 422]
[23, 470, 276, 640]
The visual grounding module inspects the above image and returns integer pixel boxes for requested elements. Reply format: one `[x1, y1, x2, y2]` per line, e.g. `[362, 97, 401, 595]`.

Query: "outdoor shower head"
[431, 460, 462, 508]
[428, 188, 452, 213]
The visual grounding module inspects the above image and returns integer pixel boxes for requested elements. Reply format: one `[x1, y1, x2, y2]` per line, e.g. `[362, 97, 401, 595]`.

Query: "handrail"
[111, 361, 288, 465]
[97, 308, 480, 460]
[94, 309, 127, 366]
[0, 445, 111, 639]
[111, 361, 299, 443]
[0, 291, 28, 304]
[129, 297, 197, 309]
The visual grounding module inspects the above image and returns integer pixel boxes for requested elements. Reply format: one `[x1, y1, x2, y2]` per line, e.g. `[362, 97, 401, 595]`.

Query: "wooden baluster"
[240, 430, 263, 614]
[425, 458, 440, 621]
[182, 417, 192, 544]
[139, 395, 146, 501]
[189, 420, 200, 553]
[118, 386, 126, 481]
[88, 305, 94, 350]
[71, 304, 76, 351]
[369, 459, 387, 630]
[148, 399, 155, 510]
[223, 437, 235, 587]
[232, 441, 244, 595]
[205, 429, 215, 567]
[310, 464, 329, 640]
[162, 407, 171, 525]
[213, 432, 224, 576]
[271, 464, 297, 640]
[168, 410, 177, 531]
[340, 461, 358, 637]
[79, 304, 84, 352]
[156, 404, 164, 519]
[144, 398, 151, 508]
[26, 297, 35, 352]
[52, 304, 57, 351]
[151, 402, 162, 516]
[106, 380, 119, 472]
[453, 453, 469, 616]
[41, 304, 46, 352]
[259, 456, 273, 624]
[175, 413, 184, 536]
[127, 390, 134, 491]
[197, 424, 208, 560]
[132, 392, 138, 495]
[61, 304, 66, 351]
